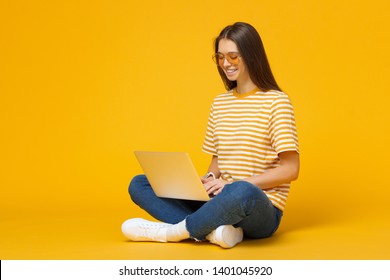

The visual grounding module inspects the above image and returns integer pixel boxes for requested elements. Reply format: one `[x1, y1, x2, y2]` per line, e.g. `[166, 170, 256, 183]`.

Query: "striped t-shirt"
[202, 88, 299, 211]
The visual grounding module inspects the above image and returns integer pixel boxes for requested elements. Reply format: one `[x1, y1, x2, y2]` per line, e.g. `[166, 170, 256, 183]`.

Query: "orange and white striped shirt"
[202, 88, 299, 211]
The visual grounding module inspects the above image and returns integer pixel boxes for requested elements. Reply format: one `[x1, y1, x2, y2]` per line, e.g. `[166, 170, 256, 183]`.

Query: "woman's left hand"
[203, 179, 229, 197]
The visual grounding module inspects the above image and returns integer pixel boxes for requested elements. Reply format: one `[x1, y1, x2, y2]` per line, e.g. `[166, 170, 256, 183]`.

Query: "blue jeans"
[128, 175, 283, 240]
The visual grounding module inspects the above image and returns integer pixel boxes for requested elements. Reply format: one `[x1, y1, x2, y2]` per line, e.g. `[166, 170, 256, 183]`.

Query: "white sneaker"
[121, 218, 171, 242]
[206, 225, 243, 248]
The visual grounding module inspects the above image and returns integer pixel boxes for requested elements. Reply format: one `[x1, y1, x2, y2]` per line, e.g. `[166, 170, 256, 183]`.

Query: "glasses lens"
[213, 53, 240, 66]
[227, 53, 239, 64]
[212, 54, 219, 65]
[212, 54, 224, 66]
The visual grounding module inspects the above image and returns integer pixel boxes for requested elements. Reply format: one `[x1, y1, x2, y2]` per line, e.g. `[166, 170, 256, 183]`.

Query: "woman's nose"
[222, 57, 232, 67]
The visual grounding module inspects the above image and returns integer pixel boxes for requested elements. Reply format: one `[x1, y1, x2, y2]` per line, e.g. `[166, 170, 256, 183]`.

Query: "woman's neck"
[235, 80, 258, 94]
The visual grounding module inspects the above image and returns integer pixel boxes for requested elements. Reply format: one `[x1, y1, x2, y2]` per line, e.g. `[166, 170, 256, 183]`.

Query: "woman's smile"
[224, 68, 238, 78]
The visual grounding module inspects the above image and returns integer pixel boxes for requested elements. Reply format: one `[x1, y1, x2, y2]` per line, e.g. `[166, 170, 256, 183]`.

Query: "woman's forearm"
[207, 155, 221, 178]
[244, 151, 299, 189]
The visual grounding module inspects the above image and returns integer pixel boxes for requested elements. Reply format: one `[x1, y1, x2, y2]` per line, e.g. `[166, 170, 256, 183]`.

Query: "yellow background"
[1, 0, 389, 259]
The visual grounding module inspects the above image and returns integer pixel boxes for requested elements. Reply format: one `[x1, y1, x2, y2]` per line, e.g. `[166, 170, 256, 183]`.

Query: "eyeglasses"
[212, 52, 241, 66]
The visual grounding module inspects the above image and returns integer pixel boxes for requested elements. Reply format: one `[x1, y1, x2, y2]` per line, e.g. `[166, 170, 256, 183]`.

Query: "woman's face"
[217, 38, 250, 85]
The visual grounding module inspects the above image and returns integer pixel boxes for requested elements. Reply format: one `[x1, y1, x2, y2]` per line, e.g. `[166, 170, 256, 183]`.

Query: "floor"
[1, 200, 389, 260]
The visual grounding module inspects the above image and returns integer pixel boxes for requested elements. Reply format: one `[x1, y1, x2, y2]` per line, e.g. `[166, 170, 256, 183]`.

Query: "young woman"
[122, 22, 300, 248]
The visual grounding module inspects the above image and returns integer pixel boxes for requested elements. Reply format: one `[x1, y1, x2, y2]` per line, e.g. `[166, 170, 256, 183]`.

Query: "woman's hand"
[203, 179, 229, 197]
[201, 176, 214, 184]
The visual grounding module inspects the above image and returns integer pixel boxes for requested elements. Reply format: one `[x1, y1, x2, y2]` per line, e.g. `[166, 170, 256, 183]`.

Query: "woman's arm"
[244, 151, 300, 189]
[201, 155, 221, 184]
[204, 151, 299, 196]
[207, 155, 221, 178]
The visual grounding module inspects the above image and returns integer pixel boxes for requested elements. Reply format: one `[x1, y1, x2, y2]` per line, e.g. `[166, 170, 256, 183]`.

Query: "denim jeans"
[129, 174, 283, 240]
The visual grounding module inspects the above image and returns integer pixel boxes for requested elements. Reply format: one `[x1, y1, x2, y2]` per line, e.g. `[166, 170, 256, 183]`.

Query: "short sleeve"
[268, 94, 300, 154]
[202, 104, 218, 155]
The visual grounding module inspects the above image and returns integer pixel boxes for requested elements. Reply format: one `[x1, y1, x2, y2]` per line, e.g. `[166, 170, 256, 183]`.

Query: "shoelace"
[139, 221, 169, 229]
[138, 222, 170, 240]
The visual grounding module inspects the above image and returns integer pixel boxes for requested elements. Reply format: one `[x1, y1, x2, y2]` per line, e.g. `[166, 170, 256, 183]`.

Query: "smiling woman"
[122, 22, 300, 249]
[215, 39, 252, 89]
[213, 22, 281, 94]
[1, 0, 389, 261]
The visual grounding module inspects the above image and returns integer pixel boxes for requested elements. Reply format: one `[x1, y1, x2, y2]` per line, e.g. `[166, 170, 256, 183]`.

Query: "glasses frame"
[212, 52, 241, 67]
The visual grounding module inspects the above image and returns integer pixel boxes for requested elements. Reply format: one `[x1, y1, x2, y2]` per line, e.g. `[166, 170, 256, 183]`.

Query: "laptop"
[134, 151, 211, 201]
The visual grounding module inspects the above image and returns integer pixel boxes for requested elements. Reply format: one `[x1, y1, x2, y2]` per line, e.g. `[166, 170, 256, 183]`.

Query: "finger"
[209, 183, 224, 195]
[204, 182, 211, 191]
[214, 187, 224, 195]
[205, 184, 215, 193]
[207, 185, 218, 195]
[206, 183, 221, 195]
[205, 177, 214, 183]
[201, 177, 211, 183]
[204, 179, 217, 190]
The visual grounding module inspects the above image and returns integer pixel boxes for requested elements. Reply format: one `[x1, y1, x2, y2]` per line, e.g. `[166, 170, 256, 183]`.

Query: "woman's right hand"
[201, 176, 214, 184]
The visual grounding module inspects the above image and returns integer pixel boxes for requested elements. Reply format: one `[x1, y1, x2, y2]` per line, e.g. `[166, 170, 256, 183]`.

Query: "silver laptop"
[134, 151, 210, 201]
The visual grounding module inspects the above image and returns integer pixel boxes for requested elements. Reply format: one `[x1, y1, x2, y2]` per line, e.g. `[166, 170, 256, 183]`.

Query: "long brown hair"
[214, 22, 281, 92]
